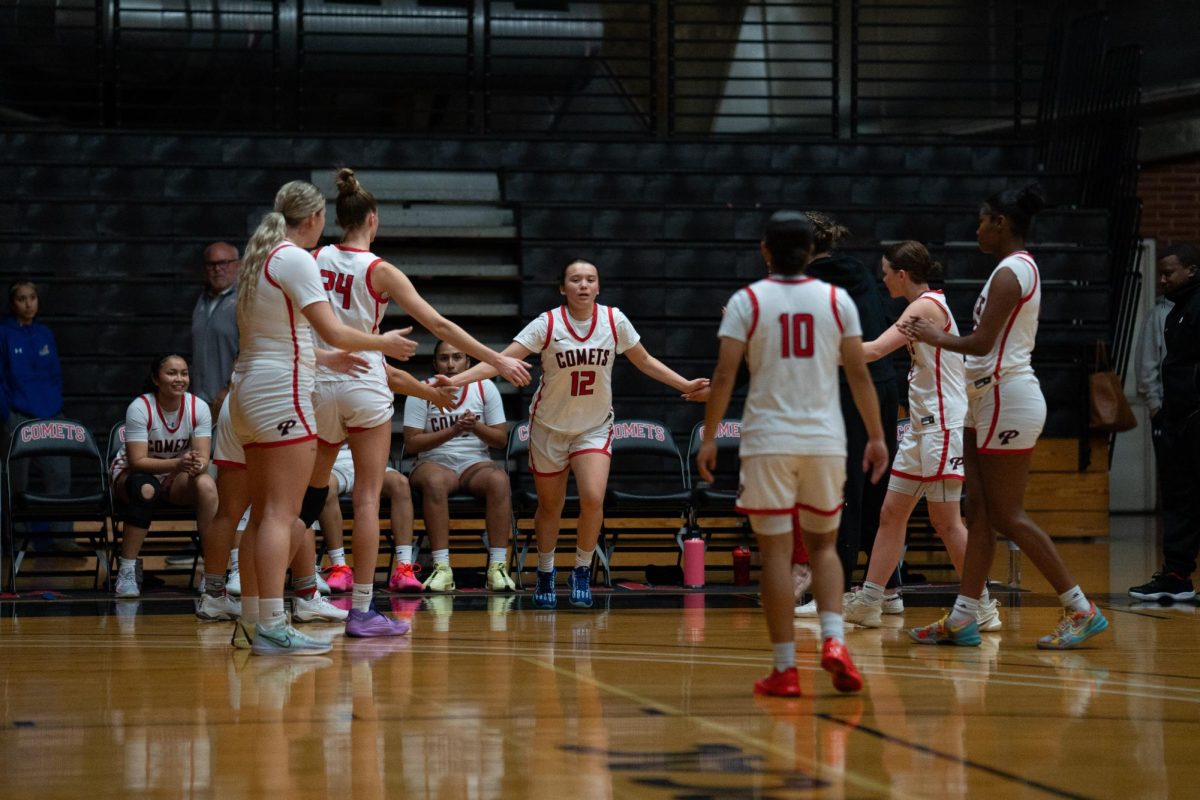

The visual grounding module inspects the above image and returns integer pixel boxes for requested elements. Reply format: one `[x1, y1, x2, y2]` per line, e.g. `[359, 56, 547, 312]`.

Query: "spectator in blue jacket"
[0, 281, 71, 545]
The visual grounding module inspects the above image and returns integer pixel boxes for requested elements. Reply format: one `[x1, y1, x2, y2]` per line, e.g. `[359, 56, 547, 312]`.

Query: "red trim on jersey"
[992, 254, 1039, 379]
[334, 244, 369, 253]
[476, 380, 486, 403]
[365, 257, 388, 305]
[528, 462, 569, 477]
[541, 310, 554, 351]
[318, 436, 346, 447]
[889, 468, 966, 483]
[744, 287, 760, 340]
[830, 286, 844, 334]
[606, 305, 617, 346]
[448, 384, 471, 411]
[560, 305, 599, 343]
[244, 434, 318, 450]
[140, 395, 152, 432]
[312, 246, 325, 260]
[212, 459, 246, 470]
[797, 501, 845, 517]
[978, 446, 1036, 455]
[766, 276, 814, 284]
[264, 244, 314, 437]
[156, 398, 184, 435]
[570, 426, 614, 459]
[980, 382, 1002, 450]
[934, 428, 950, 478]
[190, 395, 197, 428]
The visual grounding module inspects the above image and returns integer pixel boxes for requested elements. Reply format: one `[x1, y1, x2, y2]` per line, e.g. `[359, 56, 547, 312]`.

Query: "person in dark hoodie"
[1129, 243, 1200, 602]
[0, 281, 71, 545]
[802, 213, 901, 594]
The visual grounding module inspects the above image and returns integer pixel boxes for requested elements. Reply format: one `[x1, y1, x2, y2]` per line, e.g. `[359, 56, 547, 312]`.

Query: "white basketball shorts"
[965, 373, 1046, 455]
[314, 379, 395, 446]
[229, 368, 317, 449]
[888, 427, 965, 502]
[528, 413, 614, 477]
[736, 454, 846, 534]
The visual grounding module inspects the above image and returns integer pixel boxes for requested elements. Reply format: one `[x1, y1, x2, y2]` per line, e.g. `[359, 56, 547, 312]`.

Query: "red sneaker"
[820, 637, 863, 693]
[387, 562, 423, 593]
[753, 667, 801, 697]
[323, 564, 354, 593]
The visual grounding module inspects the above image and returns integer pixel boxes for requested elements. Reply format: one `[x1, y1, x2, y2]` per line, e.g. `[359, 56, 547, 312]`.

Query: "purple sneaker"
[345, 608, 411, 638]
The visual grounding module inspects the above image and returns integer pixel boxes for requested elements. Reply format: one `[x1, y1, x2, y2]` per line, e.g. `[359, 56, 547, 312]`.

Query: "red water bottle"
[732, 546, 752, 585]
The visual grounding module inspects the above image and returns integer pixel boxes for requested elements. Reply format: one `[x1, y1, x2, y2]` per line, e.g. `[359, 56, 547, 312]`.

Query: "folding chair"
[505, 420, 580, 587]
[5, 418, 109, 592]
[107, 422, 201, 589]
[685, 418, 750, 550]
[601, 419, 691, 580]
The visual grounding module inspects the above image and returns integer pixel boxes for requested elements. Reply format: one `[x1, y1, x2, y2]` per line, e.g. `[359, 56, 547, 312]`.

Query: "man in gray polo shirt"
[191, 242, 240, 413]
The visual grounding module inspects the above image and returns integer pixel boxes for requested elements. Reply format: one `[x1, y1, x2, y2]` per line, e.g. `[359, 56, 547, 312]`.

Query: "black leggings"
[122, 472, 163, 529]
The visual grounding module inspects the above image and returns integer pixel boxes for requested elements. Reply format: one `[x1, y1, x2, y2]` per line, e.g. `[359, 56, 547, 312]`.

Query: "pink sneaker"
[387, 562, 423, 593]
[323, 564, 354, 594]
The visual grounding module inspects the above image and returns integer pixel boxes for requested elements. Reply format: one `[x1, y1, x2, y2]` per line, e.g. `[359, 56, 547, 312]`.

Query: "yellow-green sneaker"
[422, 562, 456, 592]
[486, 561, 517, 591]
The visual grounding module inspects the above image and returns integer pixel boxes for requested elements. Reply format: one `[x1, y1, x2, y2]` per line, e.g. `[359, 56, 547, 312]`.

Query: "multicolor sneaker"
[843, 592, 883, 627]
[388, 562, 423, 593]
[345, 608, 411, 638]
[754, 666, 801, 697]
[323, 564, 354, 593]
[533, 569, 557, 609]
[226, 569, 241, 597]
[977, 598, 1003, 631]
[487, 561, 517, 591]
[1036, 602, 1109, 650]
[115, 571, 140, 598]
[231, 620, 254, 650]
[821, 638, 864, 693]
[908, 613, 982, 646]
[293, 594, 350, 623]
[568, 566, 593, 608]
[423, 562, 456, 592]
[251, 623, 332, 656]
[196, 593, 241, 621]
[883, 593, 904, 615]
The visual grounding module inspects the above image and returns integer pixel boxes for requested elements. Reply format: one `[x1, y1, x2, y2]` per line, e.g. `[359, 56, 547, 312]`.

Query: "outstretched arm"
[900, 269, 1021, 356]
[448, 342, 534, 388]
[302, 300, 417, 361]
[623, 343, 710, 397]
[385, 365, 456, 410]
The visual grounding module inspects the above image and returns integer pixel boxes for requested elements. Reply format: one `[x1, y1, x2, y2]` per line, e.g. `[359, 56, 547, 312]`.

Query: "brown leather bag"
[1089, 341, 1137, 432]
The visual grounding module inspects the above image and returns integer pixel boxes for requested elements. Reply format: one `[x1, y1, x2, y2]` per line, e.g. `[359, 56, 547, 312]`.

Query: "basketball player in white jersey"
[448, 259, 709, 609]
[110, 355, 215, 598]
[842, 242, 999, 630]
[697, 211, 889, 697]
[402, 339, 516, 593]
[305, 168, 528, 637]
[902, 185, 1109, 649]
[229, 180, 417, 657]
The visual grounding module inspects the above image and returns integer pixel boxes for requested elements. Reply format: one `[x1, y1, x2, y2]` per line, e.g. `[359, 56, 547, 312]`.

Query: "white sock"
[259, 598, 286, 629]
[819, 611, 845, 643]
[772, 641, 796, 672]
[328, 547, 347, 567]
[575, 548, 594, 569]
[230, 548, 239, 572]
[119, 557, 137, 575]
[241, 596, 259, 626]
[1059, 585, 1090, 615]
[432, 549, 450, 567]
[394, 545, 413, 564]
[949, 594, 981, 626]
[860, 581, 885, 604]
[538, 551, 555, 572]
[488, 547, 507, 565]
[352, 583, 374, 612]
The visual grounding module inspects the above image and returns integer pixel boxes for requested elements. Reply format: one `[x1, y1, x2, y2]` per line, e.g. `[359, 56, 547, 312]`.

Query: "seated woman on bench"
[401, 340, 516, 593]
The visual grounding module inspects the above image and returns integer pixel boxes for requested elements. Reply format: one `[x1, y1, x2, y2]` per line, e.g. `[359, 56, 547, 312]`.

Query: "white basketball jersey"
[311, 245, 389, 386]
[965, 251, 1040, 385]
[719, 276, 861, 458]
[513, 304, 640, 435]
[232, 241, 327, 380]
[402, 379, 506, 464]
[110, 392, 213, 479]
[907, 291, 967, 433]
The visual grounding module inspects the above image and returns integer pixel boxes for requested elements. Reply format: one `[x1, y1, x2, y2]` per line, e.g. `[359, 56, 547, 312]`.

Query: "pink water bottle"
[683, 537, 706, 588]
[732, 546, 752, 586]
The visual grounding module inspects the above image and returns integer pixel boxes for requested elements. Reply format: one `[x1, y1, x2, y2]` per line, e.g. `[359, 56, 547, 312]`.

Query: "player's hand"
[680, 378, 711, 402]
[326, 350, 371, 376]
[493, 354, 531, 387]
[381, 327, 418, 361]
[458, 410, 478, 432]
[863, 437, 889, 484]
[424, 382, 457, 411]
[898, 315, 935, 343]
[696, 440, 718, 483]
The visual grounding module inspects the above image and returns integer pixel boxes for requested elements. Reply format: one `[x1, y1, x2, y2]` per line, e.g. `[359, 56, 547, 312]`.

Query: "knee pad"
[123, 473, 161, 529]
[299, 485, 330, 528]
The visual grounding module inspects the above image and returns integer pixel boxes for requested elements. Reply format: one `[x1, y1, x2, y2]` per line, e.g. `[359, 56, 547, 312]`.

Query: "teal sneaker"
[1037, 602, 1109, 650]
[533, 569, 557, 609]
[251, 623, 332, 656]
[567, 566, 593, 608]
[908, 613, 982, 646]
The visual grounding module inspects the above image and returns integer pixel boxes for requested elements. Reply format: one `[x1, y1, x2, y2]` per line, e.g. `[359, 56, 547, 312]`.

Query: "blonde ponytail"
[237, 180, 326, 330]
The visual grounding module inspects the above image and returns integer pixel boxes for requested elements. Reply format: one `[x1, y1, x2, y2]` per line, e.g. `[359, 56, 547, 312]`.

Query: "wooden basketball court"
[1, 520, 1196, 800]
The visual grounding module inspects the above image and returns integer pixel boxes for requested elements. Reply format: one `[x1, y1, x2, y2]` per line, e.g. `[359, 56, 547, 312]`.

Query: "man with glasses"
[191, 242, 241, 414]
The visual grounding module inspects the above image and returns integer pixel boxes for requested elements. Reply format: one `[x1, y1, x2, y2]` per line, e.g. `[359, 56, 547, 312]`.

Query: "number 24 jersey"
[719, 276, 862, 458]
